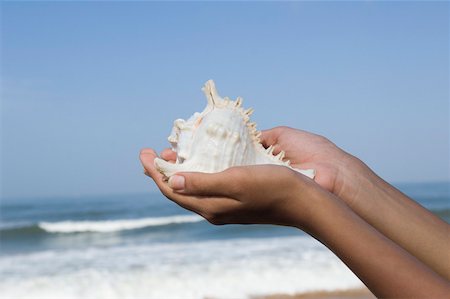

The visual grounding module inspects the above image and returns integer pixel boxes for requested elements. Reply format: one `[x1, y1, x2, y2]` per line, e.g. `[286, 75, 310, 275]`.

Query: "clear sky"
[1, 1, 449, 199]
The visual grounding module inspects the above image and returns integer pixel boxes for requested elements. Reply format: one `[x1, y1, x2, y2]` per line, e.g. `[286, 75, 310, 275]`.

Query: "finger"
[160, 148, 177, 162]
[139, 148, 206, 213]
[168, 167, 247, 197]
[200, 198, 242, 225]
[261, 128, 284, 155]
[140, 148, 173, 183]
[260, 128, 279, 148]
[159, 173, 242, 224]
[140, 148, 162, 179]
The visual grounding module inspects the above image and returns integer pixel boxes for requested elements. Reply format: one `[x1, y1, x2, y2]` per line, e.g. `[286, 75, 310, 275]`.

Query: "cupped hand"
[140, 148, 317, 229]
[261, 126, 367, 207]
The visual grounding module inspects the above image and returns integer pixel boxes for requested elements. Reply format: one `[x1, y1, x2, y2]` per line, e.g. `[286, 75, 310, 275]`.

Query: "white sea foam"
[38, 214, 204, 233]
[0, 236, 364, 299]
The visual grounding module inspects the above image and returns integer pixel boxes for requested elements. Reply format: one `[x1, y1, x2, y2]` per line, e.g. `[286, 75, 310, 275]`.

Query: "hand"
[140, 148, 317, 229]
[261, 126, 368, 208]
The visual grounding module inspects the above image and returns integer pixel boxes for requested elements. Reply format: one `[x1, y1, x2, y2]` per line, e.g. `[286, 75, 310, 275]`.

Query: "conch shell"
[154, 80, 315, 179]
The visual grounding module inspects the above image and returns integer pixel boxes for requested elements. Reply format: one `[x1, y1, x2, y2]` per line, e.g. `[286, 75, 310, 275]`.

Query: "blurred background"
[1, 1, 449, 298]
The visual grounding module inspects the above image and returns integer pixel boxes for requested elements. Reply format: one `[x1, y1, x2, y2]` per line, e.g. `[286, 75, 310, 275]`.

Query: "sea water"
[1, 182, 448, 299]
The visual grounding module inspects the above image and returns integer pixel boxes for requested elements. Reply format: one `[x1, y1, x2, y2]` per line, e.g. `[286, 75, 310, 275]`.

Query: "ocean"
[1, 182, 449, 299]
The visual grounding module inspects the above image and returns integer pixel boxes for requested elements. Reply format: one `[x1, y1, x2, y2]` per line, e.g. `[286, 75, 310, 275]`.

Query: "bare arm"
[304, 184, 449, 298]
[338, 159, 450, 281]
[261, 126, 450, 280]
[140, 148, 450, 297]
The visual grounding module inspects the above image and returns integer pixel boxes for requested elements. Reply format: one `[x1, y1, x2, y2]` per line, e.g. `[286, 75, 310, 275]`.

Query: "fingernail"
[168, 175, 185, 191]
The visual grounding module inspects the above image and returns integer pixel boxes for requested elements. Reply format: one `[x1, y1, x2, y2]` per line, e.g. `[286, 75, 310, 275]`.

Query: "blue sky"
[1, 1, 449, 198]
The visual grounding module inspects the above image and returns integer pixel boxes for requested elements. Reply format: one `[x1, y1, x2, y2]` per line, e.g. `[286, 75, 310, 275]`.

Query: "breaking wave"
[1, 215, 204, 235]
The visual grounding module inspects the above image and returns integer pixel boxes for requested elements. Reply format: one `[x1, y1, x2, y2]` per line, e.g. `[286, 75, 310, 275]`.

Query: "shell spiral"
[154, 80, 315, 179]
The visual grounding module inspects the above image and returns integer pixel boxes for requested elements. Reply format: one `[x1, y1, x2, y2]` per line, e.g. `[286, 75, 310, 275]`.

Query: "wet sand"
[254, 288, 375, 299]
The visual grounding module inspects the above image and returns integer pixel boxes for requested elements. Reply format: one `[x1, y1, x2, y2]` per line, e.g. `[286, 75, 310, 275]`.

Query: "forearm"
[339, 158, 450, 280]
[300, 187, 450, 297]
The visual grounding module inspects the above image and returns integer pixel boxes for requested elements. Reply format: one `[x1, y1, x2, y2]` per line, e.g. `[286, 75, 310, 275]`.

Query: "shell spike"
[245, 108, 254, 116]
[235, 97, 243, 107]
[275, 150, 285, 160]
[254, 131, 262, 141]
[266, 145, 274, 154]
[202, 80, 222, 107]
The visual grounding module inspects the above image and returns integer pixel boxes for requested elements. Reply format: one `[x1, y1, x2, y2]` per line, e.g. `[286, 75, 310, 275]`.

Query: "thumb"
[168, 169, 244, 197]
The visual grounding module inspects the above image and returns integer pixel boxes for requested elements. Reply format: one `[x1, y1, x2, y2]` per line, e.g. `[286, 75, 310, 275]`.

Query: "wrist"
[292, 182, 349, 236]
[288, 175, 335, 231]
[333, 154, 377, 208]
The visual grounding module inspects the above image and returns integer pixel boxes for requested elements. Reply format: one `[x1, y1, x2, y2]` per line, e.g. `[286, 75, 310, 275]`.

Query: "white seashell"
[154, 80, 315, 179]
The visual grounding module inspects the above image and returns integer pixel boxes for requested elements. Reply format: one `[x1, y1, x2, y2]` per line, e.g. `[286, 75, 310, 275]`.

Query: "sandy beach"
[257, 288, 375, 299]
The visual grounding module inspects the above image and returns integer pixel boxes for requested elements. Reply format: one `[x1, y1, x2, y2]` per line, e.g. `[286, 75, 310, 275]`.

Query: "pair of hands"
[140, 126, 363, 229]
[142, 126, 450, 296]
